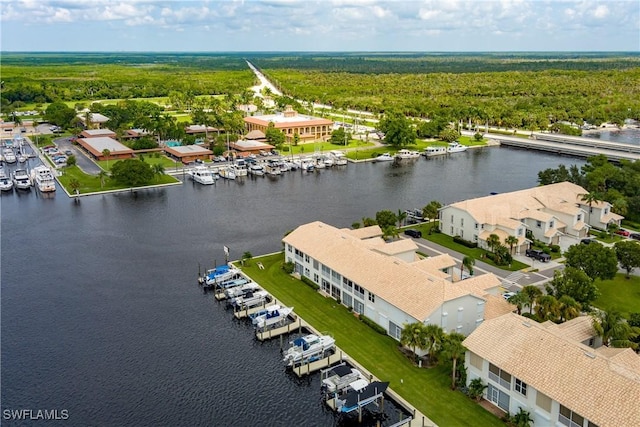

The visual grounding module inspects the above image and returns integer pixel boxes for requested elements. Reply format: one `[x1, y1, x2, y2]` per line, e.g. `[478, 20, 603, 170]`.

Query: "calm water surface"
[1, 146, 589, 426]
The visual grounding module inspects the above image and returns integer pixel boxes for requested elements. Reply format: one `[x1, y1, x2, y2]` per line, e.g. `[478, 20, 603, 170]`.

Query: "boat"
[395, 149, 421, 160]
[3, 148, 16, 164]
[286, 161, 298, 171]
[278, 161, 291, 172]
[320, 155, 334, 167]
[248, 164, 265, 176]
[264, 159, 281, 176]
[12, 168, 32, 190]
[332, 381, 389, 413]
[447, 141, 468, 153]
[224, 282, 261, 300]
[212, 277, 250, 290]
[249, 304, 281, 322]
[232, 159, 248, 177]
[198, 264, 240, 286]
[31, 165, 56, 192]
[218, 166, 236, 180]
[283, 334, 336, 367]
[0, 168, 14, 191]
[230, 290, 270, 310]
[299, 158, 315, 172]
[330, 150, 348, 166]
[188, 165, 216, 185]
[424, 145, 448, 157]
[313, 157, 326, 169]
[253, 306, 294, 330]
[374, 153, 394, 162]
[321, 363, 368, 395]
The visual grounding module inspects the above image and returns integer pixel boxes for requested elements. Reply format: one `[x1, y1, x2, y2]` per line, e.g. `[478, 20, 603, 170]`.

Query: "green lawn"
[97, 155, 177, 171]
[593, 274, 640, 319]
[408, 223, 528, 272]
[58, 165, 179, 194]
[240, 253, 502, 427]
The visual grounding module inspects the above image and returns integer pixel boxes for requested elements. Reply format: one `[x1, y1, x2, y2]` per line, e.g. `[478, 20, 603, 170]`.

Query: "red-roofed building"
[243, 106, 333, 143]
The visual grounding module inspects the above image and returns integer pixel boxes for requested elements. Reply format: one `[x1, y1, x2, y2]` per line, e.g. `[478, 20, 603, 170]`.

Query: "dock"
[292, 351, 345, 377]
[255, 315, 302, 341]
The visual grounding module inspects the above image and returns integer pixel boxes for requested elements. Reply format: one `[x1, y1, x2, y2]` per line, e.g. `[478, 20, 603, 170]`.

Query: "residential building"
[244, 106, 333, 143]
[164, 144, 212, 163]
[77, 112, 110, 129]
[463, 313, 640, 427]
[79, 129, 117, 139]
[282, 221, 513, 345]
[438, 182, 623, 253]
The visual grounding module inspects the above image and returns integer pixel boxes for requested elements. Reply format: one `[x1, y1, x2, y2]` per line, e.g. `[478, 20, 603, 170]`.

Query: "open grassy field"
[593, 274, 640, 319]
[58, 165, 179, 194]
[239, 252, 502, 427]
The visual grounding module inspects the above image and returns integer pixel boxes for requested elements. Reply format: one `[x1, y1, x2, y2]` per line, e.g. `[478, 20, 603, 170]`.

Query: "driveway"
[55, 136, 102, 175]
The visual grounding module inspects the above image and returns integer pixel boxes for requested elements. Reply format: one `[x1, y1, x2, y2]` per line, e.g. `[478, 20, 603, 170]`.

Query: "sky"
[1, 0, 639, 52]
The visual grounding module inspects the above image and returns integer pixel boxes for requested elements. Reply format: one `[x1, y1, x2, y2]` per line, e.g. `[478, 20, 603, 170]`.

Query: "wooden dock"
[255, 315, 302, 341]
[292, 351, 345, 377]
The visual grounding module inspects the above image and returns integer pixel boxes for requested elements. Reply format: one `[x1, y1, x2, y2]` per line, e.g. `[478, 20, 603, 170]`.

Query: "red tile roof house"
[76, 137, 134, 160]
[244, 106, 334, 144]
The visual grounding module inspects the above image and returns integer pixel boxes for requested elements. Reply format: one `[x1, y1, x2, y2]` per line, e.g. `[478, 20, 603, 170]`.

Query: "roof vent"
[584, 351, 596, 359]
[522, 321, 531, 328]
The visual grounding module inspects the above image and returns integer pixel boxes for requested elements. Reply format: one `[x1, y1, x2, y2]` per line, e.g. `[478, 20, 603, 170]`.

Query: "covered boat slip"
[327, 381, 390, 413]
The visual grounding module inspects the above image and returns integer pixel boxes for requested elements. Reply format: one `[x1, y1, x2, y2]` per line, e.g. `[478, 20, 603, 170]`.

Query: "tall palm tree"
[505, 235, 519, 254]
[423, 324, 444, 365]
[512, 408, 534, 427]
[486, 233, 500, 253]
[557, 295, 581, 322]
[535, 295, 560, 322]
[397, 209, 407, 229]
[592, 310, 638, 348]
[580, 191, 601, 227]
[152, 163, 165, 182]
[97, 170, 108, 189]
[460, 256, 475, 280]
[507, 292, 530, 316]
[441, 332, 467, 390]
[521, 285, 542, 315]
[400, 322, 426, 363]
[102, 149, 111, 169]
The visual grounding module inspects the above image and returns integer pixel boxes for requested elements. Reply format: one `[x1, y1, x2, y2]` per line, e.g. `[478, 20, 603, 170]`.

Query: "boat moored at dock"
[395, 149, 420, 160]
[3, 148, 17, 164]
[321, 363, 368, 395]
[31, 165, 56, 192]
[253, 306, 294, 330]
[283, 334, 336, 367]
[187, 166, 216, 185]
[424, 145, 448, 157]
[329, 150, 348, 166]
[447, 141, 468, 153]
[198, 264, 240, 286]
[0, 168, 14, 191]
[12, 168, 32, 190]
[374, 152, 394, 162]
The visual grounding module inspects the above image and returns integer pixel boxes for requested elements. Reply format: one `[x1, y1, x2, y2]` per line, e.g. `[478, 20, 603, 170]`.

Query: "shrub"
[453, 235, 477, 248]
[281, 261, 294, 274]
[550, 244, 560, 253]
[359, 315, 387, 335]
[301, 276, 320, 290]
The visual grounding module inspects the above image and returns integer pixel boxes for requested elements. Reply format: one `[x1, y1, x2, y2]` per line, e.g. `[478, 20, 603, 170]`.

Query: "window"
[354, 284, 365, 299]
[389, 321, 402, 340]
[559, 405, 585, 427]
[313, 273, 319, 283]
[353, 300, 364, 314]
[469, 351, 482, 369]
[604, 208, 608, 214]
[460, 230, 464, 238]
[517, 228, 523, 236]
[474, 234, 478, 241]
[488, 363, 511, 389]
[287, 244, 292, 252]
[313, 259, 319, 270]
[536, 391, 552, 412]
[304, 254, 309, 263]
[322, 265, 331, 278]
[451, 215, 454, 223]
[304, 268, 310, 277]
[331, 270, 342, 284]
[321, 279, 330, 293]
[342, 293, 352, 308]
[549, 220, 554, 228]
[487, 383, 510, 412]
[514, 378, 527, 396]
[536, 220, 542, 228]
[475, 223, 478, 229]
[577, 214, 582, 222]
[450, 226, 454, 234]
[342, 277, 353, 291]
[460, 218, 464, 226]
[368, 292, 375, 303]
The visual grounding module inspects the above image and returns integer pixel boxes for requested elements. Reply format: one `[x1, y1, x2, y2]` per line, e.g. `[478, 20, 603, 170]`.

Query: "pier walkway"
[486, 132, 640, 162]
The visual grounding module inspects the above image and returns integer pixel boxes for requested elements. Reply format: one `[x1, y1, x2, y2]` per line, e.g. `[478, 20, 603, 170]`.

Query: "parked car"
[580, 238, 596, 245]
[630, 233, 640, 241]
[525, 248, 551, 262]
[502, 292, 517, 301]
[615, 229, 630, 237]
[64, 150, 73, 156]
[404, 229, 422, 238]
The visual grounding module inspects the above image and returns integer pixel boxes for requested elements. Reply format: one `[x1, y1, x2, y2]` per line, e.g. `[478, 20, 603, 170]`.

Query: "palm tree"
[423, 324, 444, 365]
[102, 149, 111, 169]
[505, 235, 519, 254]
[512, 408, 533, 427]
[521, 285, 542, 315]
[535, 295, 560, 322]
[507, 292, 530, 316]
[69, 178, 81, 196]
[400, 322, 426, 363]
[441, 332, 467, 390]
[460, 256, 475, 279]
[592, 310, 638, 348]
[397, 209, 407, 229]
[152, 163, 165, 182]
[97, 170, 108, 189]
[486, 233, 500, 253]
[557, 295, 581, 322]
[580, 191, 602, 227]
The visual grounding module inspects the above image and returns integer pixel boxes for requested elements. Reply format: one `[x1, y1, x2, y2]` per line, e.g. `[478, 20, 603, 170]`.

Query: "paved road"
[54, 136, 102, 175]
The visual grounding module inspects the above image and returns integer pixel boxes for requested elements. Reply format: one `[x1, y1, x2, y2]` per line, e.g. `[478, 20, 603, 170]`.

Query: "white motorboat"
[424, 145, 448, 157]
[231, 290, 270, 310]
[249, 304, 282, 323]
[330, 150, 348, 166]
[233, 159, 248, 177]
[279, 161, 291, 172]
[321, 363, 368, 394]
[0, 168, 14, 191]
[218, 166, 236, 180]
[299, 157, 315, 172]
[224, 282, 260, 299]
[374, 153, 394, 162]
[12, 168, 32, 190]
[3, 148, 17, 164]
[320, 155, 334, 167]
[283, 334, 336, 367]
[188, 165, 216, 185]
[253, 306, 294, 330]
[395, 149, 421, 160]
[286, 161, 298, 171]
[314, 157, 326, 169]
[31, 165, 56, 192]
[198, 264, 240, 286]
[248, 164, 265, 176]
[447, 141, 468, 153]
[264, 160, 281, 176]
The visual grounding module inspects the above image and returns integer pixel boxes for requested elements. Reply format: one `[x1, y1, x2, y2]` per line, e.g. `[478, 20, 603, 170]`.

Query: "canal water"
[0, 145, 595, 426]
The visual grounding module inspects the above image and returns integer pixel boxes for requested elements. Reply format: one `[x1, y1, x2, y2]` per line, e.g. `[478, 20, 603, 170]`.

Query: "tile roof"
[463, 313, 640, 427]
[412, 254, 457, 273]
[283, 221, 503, 321]
[343, 225, 383, 240]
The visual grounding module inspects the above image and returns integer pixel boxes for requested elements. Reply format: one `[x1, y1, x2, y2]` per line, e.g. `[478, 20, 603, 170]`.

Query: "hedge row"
[453, 235, 477, 248]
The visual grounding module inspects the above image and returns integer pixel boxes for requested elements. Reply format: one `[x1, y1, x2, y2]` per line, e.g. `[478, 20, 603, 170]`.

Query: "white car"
[502, 292, 517, 301]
